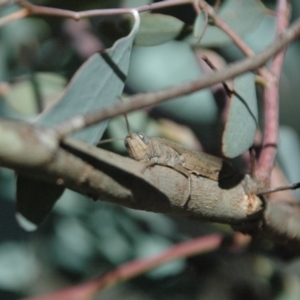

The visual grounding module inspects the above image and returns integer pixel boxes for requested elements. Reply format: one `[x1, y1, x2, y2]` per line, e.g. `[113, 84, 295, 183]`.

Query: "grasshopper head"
[125, 132, 150, 162]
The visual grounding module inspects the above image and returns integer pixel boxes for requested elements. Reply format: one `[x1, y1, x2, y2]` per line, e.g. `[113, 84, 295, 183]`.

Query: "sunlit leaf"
[222, 72, 258, 158]
[134, 14, 184, 46]
[16, 11, 140, 230]
[191, 0, 265, 47]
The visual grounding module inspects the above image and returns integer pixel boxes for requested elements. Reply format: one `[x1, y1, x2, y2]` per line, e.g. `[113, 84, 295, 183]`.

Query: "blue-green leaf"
[37, 11, 140, 145]
[278, 126, 300, 199]
[193, 11, 207, 40]
[127, 41, 217, 124]
[191, 0, 265, 47]
[16, 11, 140, 230]
[222, 72, 258, 158]
[134, 14, 184, 46]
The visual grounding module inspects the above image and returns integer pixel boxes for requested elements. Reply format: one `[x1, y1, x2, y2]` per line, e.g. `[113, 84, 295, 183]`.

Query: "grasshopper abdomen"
[125, 132, 236, 182]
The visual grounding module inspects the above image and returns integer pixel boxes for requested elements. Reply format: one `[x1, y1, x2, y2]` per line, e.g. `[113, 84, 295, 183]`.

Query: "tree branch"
[13, 0, 193, 20]
[2, 119, 300, 253]
[12, 135, 263, 224]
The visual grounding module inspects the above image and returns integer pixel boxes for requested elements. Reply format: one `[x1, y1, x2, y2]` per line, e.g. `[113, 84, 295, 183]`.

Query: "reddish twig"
[0, 7, 30, 27]
[0, 0, 272, 87]
[255, 0, 290, 184]
[14, 0, 193, 20]
[22, 234, 229, 300]
[53, 17, 300, 139]
[197, 1, 273, 81]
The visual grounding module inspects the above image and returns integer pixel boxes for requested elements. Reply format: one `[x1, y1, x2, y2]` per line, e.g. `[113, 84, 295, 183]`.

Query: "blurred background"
[1, 0, 300, 299]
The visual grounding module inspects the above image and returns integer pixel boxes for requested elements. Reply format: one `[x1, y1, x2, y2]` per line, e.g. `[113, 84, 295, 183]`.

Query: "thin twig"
[52, 17, 300, 139]
[4, 0, 275, 87]
[213, 0, 221, 11]
[201, 55, 232, 96]
[255, 0, 290, 183]
[198, 1, 273, 81]
[15, 0, 193, 20]
[0, 8, 29, 27]
[258, 182, 300, 196]
[3, 0, 273, 85]
[22, 234, 228, 300]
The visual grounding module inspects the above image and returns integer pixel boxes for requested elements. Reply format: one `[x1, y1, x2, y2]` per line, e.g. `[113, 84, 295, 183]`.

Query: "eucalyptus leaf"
[278, 126, 300, 199]
[37, 11, 140, 144]
[127, 41, 217, 124]
[222, 72, 258, 158]
[193, 11, 207, 40]
[134, 13, 184, 46]
[191, 0, 265, 47]
[1, 15, 50, 59]
[219, 14, 276, 63]
[16, 11, 140, 230]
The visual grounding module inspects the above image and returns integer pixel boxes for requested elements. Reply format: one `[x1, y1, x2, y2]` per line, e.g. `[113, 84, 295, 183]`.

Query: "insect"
[99, 102, 237, 197]
[125, 132, 237, 197]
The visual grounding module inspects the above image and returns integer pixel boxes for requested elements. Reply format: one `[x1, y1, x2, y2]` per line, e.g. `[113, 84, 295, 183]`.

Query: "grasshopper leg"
[140, 157, 159, 173]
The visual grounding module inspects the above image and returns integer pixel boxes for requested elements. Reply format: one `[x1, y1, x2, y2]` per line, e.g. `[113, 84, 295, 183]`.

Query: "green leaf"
[278, 126, 300, 199]
[193, 11, 207, 40]
[191, 0, 265, 47]
[134, 14, 184, 46]
[127, 41, 217, 124]
[219, 15, 276, 62]
[1, 16, 50, 58]
[37, 11, 140, 145]
[222, 72, 258, 158]
[16, 11, 140, 230]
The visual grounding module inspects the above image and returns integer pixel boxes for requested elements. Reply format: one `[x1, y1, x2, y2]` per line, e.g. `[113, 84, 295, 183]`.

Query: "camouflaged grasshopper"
[100, 103, 237, 195]
[124, 132, 300, 199]
[125, 132, 236, 184]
